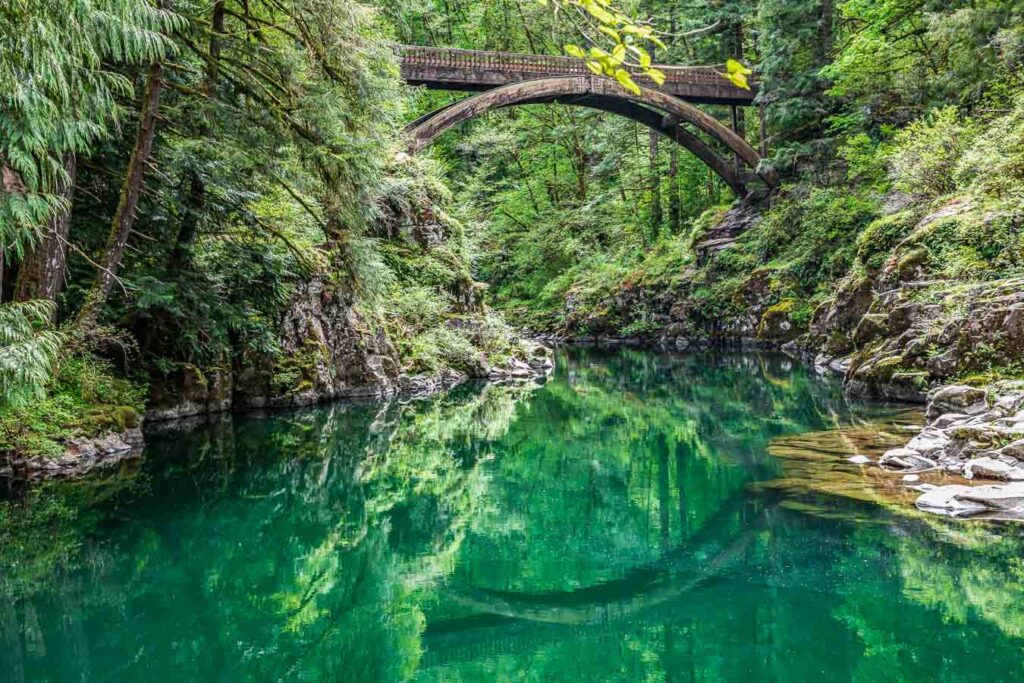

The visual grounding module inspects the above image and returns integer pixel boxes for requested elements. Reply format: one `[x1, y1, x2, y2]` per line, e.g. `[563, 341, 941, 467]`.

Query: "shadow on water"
[3, 349, 1024, 681]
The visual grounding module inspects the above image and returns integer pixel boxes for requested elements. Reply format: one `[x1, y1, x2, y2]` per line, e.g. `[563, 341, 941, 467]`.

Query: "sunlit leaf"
[614, 69, 641, 95]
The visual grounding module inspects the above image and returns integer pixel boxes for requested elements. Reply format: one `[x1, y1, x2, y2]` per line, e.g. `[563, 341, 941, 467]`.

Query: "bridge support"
[405, 75, 777, 195]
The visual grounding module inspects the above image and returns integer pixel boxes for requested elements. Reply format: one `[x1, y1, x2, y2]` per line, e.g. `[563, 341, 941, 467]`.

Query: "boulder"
[904, 429, 950, 457]
[931, 413, 969, 429]
[999, 439, 1024, 460]
[956, 483, 1024, 511]
[927, 385, 988, 420]
[964, 456, 1024, 481]
[879, 448, 936, 471]
[915, 485, 990, 515]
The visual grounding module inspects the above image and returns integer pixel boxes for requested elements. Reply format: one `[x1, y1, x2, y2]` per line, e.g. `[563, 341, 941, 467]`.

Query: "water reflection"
[2, 350, 1024, 681]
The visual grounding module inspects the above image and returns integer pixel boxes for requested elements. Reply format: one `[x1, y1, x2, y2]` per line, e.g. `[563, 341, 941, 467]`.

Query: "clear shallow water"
[3, 349, 1024, 682]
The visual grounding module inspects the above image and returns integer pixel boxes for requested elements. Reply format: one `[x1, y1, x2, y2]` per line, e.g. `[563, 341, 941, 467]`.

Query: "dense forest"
[2, 0, 1024, 460]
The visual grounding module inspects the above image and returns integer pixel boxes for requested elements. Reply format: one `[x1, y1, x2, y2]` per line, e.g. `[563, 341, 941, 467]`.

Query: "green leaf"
[585, 3, 616, 25]
[725, 71, 750, 90]
[564, 44, 586, 58]
[614, 69, 641, 95]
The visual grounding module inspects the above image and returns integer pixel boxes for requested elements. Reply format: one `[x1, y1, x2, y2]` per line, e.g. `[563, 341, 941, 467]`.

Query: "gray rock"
[958, 482, 1024, 511]
[964, 456, 1024, 482]
[999, 439, 1024, 459]
[905, 429, 950, 457]
[880, 448, 937, 471]
[916, 485, 990, 515]
[931, 413, 969, 429]
[927, 385, 988, 420]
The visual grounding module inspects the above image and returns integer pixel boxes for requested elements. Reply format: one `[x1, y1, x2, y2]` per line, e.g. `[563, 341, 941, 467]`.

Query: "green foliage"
[407, 326, 482, 374]
[824, 0, 1023, 118]
[838, 132, 894, 190]
[889, 108, 976, 198]
[757, 0, 832, 160]
[0, 0, 174, 250]
[0, 301, 63, 407]
[0, 352, 145, 457]
[855, 211, 917, 273]
[956, 92, 1024, 201]
[744, 188, 880, 294]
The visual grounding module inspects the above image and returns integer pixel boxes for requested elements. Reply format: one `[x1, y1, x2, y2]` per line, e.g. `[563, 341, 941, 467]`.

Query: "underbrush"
[0, 355, 146, 459]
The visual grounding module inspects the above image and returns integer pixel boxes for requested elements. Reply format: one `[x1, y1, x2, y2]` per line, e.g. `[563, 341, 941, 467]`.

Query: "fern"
[0, 301, 64, 407]
[0, 0, 178, 251]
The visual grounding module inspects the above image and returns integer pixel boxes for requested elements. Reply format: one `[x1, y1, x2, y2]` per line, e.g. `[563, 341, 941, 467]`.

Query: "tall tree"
[76, 39, 168, 329]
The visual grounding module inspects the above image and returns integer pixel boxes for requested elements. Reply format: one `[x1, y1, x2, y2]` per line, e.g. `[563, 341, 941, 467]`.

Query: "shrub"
[0, 301, 63, 407]
[890, 107, 976, 199]
[956, 93, 1024, 201]
[408, 327, 481, 374]
[839, 132, 894, 190]
[856, 211, 918, 272]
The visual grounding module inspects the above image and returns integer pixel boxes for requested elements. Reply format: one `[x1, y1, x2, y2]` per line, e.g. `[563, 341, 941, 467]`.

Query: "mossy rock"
[110, 406, 141, 430]
[757, 299, 807, 343]
[83, 405, 141, 434]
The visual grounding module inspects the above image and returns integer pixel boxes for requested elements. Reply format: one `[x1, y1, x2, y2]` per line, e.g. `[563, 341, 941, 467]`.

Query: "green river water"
[4, 349, 1024, 681]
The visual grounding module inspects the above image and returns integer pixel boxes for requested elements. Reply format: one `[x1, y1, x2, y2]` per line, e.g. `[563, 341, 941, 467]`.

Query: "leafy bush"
[890, 107, 976, 198]
[384, 285, 450, 337]
[838, 132, 894, 190]
[0, 352, 145, 457]
[741, 188, 880, 295]
[956, 93, 1024, 200]
[407, 327, 481, 374]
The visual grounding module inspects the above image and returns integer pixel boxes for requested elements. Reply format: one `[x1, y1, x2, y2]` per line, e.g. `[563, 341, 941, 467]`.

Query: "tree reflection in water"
[3, 349, 1024, 682]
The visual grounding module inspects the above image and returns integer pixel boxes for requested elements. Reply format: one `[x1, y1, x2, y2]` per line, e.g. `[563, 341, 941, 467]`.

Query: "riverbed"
[3, 349, 1024, 681]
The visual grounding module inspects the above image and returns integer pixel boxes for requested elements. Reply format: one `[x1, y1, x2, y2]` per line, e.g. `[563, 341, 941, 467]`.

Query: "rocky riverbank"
[541, 191, 1024, 407]
[2, 342, 554, 481]
[867, 382, 1024, 519]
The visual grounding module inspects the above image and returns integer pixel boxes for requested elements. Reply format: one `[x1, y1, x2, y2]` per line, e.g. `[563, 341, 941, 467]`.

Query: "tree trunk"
[169, 0, 223, 274]
[819, 0, 834, 62]
[169, 172, 204, 272]
[669, 142, 681, 234]
[76, 56, 165, 328]
[648, 129, 662, 242]
[14, 154, 76, 307]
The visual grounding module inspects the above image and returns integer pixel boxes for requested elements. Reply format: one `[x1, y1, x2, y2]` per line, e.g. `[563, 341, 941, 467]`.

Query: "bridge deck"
[399, 46, 756, 106]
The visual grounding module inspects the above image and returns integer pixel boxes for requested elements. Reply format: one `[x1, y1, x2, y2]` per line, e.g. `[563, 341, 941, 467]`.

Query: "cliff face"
[233, 277, 402, 409]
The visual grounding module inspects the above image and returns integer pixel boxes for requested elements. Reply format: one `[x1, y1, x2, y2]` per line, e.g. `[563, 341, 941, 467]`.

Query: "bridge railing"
[398, 45, 737, 89]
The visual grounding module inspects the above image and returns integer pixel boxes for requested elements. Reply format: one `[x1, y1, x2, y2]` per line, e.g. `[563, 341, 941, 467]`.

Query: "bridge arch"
[405, 75, 777, 194]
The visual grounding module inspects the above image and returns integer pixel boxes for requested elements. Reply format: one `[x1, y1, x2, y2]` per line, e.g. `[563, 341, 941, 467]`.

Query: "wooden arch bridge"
[399, 46, 775, 196]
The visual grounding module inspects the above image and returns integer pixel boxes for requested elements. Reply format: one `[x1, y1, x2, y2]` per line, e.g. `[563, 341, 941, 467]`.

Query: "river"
[3, 349, 1024, 681]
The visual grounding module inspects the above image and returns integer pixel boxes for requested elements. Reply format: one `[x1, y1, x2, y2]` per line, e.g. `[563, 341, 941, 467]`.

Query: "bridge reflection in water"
[4, 350, 1024, 681]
